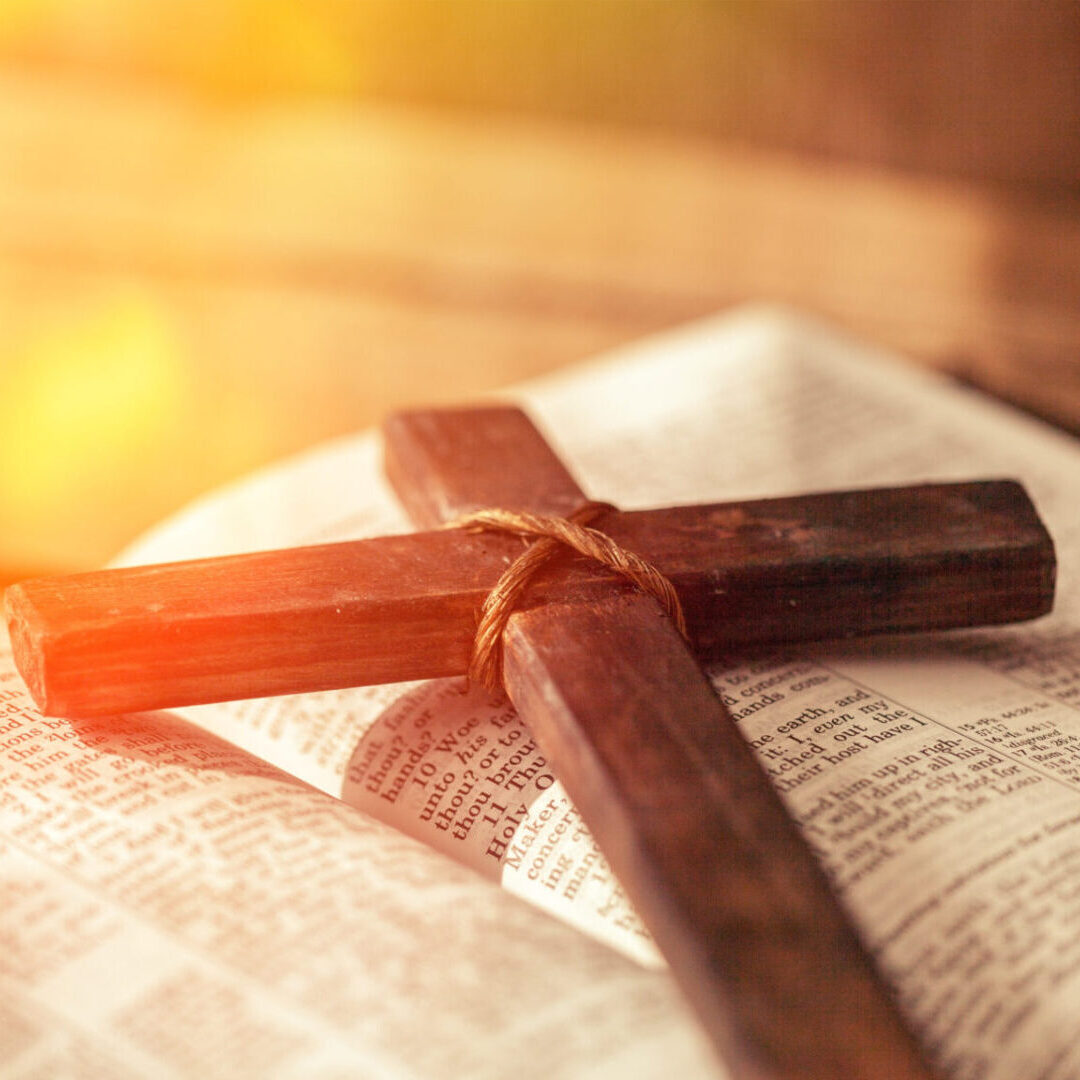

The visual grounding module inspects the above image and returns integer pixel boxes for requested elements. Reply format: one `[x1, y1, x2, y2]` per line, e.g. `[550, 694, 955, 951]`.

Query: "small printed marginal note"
[955, 710, 1080, 786]
[947, 632, 1080, 786]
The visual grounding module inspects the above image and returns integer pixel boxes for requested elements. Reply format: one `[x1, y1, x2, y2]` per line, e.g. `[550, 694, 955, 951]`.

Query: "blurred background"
[0, 0, 1078, 579]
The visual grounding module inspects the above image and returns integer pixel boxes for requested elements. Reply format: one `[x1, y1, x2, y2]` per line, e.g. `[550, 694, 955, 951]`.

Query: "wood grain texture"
[504, 593, 938, 1079]
[6, 407, 1055, 718]
[383, 406, 586, 526]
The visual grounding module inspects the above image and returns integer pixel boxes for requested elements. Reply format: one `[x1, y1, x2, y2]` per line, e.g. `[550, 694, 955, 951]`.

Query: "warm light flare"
[0, 0, 359, 97]
[0, 290, 188, 551]
[0, 0, 56, 37]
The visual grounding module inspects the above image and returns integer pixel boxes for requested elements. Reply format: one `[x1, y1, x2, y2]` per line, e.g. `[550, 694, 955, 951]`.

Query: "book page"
[117, 305, 1080, 1077]
[0, 633, 718, 1079]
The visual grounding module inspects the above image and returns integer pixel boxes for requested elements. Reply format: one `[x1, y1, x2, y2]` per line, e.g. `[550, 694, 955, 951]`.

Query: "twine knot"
[447, 502, 688, 691]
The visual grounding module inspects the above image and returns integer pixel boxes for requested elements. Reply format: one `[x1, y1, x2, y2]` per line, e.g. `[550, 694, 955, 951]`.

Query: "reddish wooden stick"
[4, 412, 1053, 720]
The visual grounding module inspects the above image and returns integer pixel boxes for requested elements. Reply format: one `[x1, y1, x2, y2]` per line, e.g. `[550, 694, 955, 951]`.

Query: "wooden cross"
[5, 406, 1055, 1080]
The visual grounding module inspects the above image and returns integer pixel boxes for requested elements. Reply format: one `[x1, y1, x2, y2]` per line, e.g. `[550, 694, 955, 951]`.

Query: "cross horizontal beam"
[6, 478, 1053, 719]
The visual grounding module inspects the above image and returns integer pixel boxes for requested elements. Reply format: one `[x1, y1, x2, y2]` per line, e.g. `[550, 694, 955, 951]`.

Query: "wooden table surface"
[2, 65, 1078, 578]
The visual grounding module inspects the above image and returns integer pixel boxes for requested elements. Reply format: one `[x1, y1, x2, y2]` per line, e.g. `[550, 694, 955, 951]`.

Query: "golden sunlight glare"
[0, 291, 188, 560]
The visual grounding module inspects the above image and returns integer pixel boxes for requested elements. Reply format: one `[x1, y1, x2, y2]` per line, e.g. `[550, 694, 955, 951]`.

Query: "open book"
[3, 306, 1080, 1079]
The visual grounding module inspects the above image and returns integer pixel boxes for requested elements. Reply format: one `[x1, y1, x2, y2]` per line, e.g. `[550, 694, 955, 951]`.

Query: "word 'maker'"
[5, 406, 1055, 1080]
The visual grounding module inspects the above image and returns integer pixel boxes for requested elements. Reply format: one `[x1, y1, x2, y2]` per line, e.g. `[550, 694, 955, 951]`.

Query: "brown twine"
[447, 501, 688, 692]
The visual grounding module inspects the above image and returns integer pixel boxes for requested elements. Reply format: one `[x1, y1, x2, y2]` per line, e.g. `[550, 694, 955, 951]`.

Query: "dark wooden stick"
[384, 406, 945, 1077]
[505, 593, 935, 1079]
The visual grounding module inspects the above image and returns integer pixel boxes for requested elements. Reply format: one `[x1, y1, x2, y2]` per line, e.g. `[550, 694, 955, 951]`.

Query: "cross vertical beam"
[384, 406, 940, 1079]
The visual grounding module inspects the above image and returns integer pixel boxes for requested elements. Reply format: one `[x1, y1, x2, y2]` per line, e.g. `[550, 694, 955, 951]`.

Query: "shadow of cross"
[4, 406, 1055, 1079]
